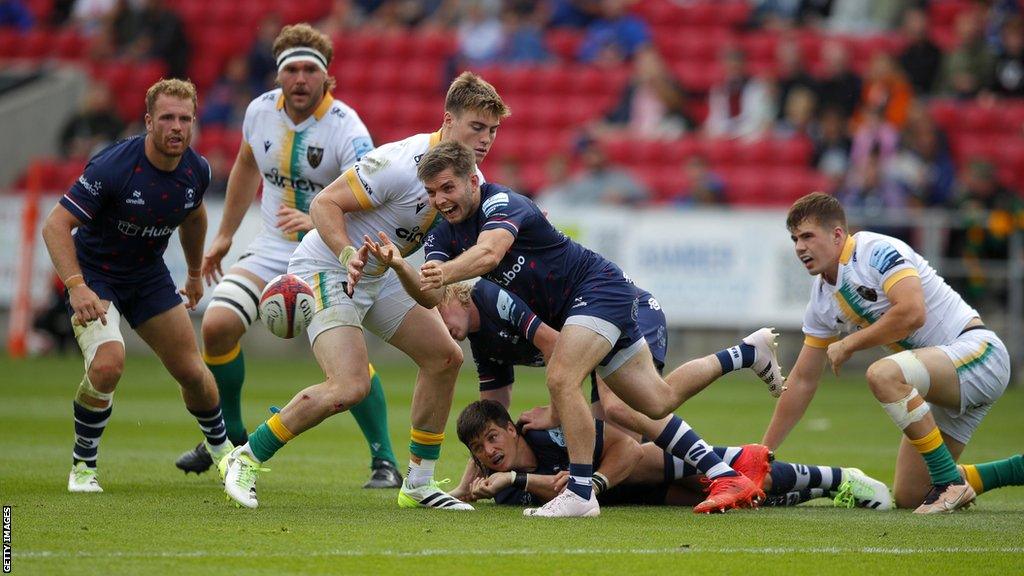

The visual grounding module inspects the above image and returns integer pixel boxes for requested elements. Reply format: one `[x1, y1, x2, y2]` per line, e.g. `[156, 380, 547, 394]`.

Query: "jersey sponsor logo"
[496, 290, 516, 322]
[495, 255, 527, 287]
[77, 175, 102, 196]
[330, 106, 346, 118]
[416, 201, 427, 214]
[263, 140, 272, 152]
[482, 192, 509, 217]
[125, 190, 145, 205]
[117, 220, 174, 237]
[184, 188, 196, 209]
[360, 155, 388, 175]
[395, 225, 426, 245]
[869, 243, 905, 275]
[307, 146, 324, 168]
[261, 93, 275, 102]
[352, 136, 372, 160]
[263, 168, 325, 193]
[572, 296, 588, 309]
[856, 285, 878, 302]
[647, 296, 661, 311]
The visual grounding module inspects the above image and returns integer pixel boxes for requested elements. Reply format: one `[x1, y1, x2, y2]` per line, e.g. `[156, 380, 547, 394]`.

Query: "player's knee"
[422, 341, 464, 374]
[170, 361, 209, 391]
[88, 357, 123, 390]
[602, 398, 638, 430]
[323, 375, 369, 413]
[865, 359, 904, 397]
[201, 309, 243, 353]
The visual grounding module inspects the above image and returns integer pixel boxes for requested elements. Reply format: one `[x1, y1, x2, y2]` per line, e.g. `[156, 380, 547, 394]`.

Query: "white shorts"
[930, 328, 1010, 444]
[288, 253, 415, 345]
[233, 234, 299, 282]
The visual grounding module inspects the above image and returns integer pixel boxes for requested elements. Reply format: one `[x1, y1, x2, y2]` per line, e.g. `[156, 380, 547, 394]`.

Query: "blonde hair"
[445, 72, 510, 119]
[145, 78, 197, 115]
[417, 141, 476, 183]
[272, 23, 336, 94]
[787, 192, 847, 232]
[441, 282, 474, 307]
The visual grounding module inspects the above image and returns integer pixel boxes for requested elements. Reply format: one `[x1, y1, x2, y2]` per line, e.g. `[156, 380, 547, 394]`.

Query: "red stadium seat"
[545, 29, 582, 62]
[0, 28, 18, 57]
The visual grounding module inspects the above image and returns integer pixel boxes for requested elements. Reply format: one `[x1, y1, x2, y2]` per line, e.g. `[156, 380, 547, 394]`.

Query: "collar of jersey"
[428, 131, 442, 148]
[839, 234, 856, 265]
[275, 92, 335, 122]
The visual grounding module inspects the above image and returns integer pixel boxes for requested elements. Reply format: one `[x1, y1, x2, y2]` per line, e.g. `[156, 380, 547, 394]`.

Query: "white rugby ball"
[259, 274, 315, 339]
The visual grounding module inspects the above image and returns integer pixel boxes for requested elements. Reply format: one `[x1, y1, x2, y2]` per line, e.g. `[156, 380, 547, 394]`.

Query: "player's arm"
[420, 228, 514, 289]
[829, 276, 926, 367]
[41, 204, 106, 326]
[761, 343, 828, 450]
[178, 204, 208, 309]
[309, 169, 366, 259]
[203, 142, 261, 283]
[593, 422, 642, 493]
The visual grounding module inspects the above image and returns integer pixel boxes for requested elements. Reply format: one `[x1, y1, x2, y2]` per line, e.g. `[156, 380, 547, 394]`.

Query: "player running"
[171, 24, 403, 489]
[763, 192, 1023, 513]
[42, 79, 230, 493]
[219, 72, 510, 510]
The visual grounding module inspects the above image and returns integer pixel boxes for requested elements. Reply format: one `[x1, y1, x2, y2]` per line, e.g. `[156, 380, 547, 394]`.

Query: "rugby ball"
[259, 274, 315, 339]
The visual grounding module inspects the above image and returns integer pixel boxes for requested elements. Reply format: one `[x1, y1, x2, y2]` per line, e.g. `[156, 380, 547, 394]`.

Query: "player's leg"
[382, 305, 471, 510]
[352, 364, 402, 488]
[523, 324, 611, 518]
[893, 432, 965, 509]
[866, 345, 979, 513]
[602, 352, 762, 513]
[135, 303, 232, 466]
[68, 297, 124, 493]
[201, 267, 263, 446]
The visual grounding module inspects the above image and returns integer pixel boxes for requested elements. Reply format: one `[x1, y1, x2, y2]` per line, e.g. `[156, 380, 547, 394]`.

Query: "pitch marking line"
[16, 547, 1024, 559]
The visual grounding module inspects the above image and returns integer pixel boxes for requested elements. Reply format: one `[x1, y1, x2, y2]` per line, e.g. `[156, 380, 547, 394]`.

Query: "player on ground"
[431, 279, 783, 506]
[366, 141, 768, 517]
[763, 192, 1023, 513]
[41, 79, 231, 493]
[219, 72, 510, 510]
[456, 400, 892, 510]
[171, 24, 402, 489]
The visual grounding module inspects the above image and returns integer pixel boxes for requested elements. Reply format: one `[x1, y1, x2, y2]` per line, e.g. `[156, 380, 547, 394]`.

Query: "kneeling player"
[457, 400, 892, 511]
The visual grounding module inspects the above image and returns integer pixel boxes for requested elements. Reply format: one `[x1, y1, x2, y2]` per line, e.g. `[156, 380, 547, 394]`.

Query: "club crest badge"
[307, 146, 324, 168]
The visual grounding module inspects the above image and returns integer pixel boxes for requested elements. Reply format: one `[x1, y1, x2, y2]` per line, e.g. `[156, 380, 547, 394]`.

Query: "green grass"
[2, 353, 1023, 575]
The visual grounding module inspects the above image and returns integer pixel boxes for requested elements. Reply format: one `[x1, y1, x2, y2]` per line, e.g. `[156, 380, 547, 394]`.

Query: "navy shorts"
[564, 262, 646, 372]
[590, 292, 668, 403]
[68, 268, 182, 328]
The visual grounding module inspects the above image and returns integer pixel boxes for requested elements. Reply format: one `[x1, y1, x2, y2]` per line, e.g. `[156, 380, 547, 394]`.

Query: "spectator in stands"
[317, 0, 367, 36]
[853, 52, 914, 129]
[107, 0, 143, 51]
[816, 40, 861, 119]
[248, 14, 282, 94]
[946, 158, 1024, 301]
[811, 105, 853, 184]
[849, 105, 899, 172]
[0, 0, 33, 30]
[59, 81, 125, 160]
[888, 105, 956, 208]
[826, 0, 906, 35]
[706, 46, 775, 140]
[795, 0, 832, 27]
[673, 155, 726, 208]
[130, 0, 189, 79]
[535, 153, 573, 203]
[941, 7, 996, 99]
[199, 56, 252, 129]
[749, 0, 802, 31]
[539, 136, 650, 207]
[498, 2, 550, 63]
[774, 36, 817, 121]
[71, 0, 117, 36]
[837, 144, 909, 240]
[547, 0, 601, 29]
[898, 7, 943, 95]
[593, 47, 690, 140]
[495, 155, 534, 198]
[992, 16, 1024, 96]
[577, 0, 651, 65]
[775, 85, 817, 139]
[454, 1, 504, 65]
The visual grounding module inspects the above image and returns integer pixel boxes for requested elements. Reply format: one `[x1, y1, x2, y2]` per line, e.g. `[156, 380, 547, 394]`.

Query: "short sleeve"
[862, 238, 919, 295]
[490, 284, 542, 341]
[801, 299, 839, 349]
[332, 109, 374, 170]
[340, 145, 416, 211]
[423, 226, 454, 263]
[59, 154, 121, 223]
[480, 189, 531, 239]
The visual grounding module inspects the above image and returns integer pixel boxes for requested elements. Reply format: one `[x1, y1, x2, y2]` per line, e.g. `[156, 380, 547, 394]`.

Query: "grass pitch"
[2, 353, 1022, 575]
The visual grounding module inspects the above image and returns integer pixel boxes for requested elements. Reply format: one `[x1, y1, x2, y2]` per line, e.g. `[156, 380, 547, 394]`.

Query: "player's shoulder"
[479, 182, 523, 216]
[852, 231, 916, 274]
[181, 147, 212, 186]
[323, 95, 364, 125]
[371, 131, 433, 161]
[83, 135, 144, 179]
[356, 132, 433, 180]
[247, 89, 282, 114]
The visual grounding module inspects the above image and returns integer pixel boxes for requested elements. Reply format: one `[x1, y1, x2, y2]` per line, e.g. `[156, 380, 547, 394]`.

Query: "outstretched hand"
[363, 232, 404, 270]
[345, 243, 371, 297]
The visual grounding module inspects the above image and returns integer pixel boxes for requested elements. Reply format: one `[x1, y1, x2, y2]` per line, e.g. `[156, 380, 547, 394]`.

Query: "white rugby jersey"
[296, 131, 483, 278]
[243, 89, 373, 242]
[802, 231, 979, 352]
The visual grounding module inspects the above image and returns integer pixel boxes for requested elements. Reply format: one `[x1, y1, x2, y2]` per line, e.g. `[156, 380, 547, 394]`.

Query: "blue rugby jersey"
[494, 420, 605, 506]
[424, 183, 617, 329]
[59, 136, 210, 280]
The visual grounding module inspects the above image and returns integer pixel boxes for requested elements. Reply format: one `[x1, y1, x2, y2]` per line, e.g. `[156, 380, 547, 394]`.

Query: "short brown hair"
[441, 281, 474, 307]
[145, 78, 197, 115]
[417, 141, 476, 183]
[786, 192, 847, 231]
[445, 71, 510, 119]
[456, 400, 513, 448]
[272, 23, 336, 94]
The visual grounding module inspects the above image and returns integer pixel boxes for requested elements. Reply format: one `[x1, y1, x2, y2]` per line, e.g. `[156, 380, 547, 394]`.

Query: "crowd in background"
[4, 0, 1024, 305]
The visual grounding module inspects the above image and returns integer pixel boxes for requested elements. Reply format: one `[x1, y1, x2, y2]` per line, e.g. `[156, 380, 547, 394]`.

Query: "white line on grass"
[16, 547, 1024, 559]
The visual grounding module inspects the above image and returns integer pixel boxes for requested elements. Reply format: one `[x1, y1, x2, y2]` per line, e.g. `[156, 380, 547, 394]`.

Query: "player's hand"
[345, 243, 371, 297]
[179, 274, 204, 310]
[363, 232, 404, 270]
[826, 339, 851, 376]
[201, 234, 232, 286]
[419, 261, 445, 290]
[276, 205, 313, 234]
[69, 285, 107, 327]
[449, 483, 477, 503]
[519, 405, 558, 431]
[470, 472, 513, 499]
